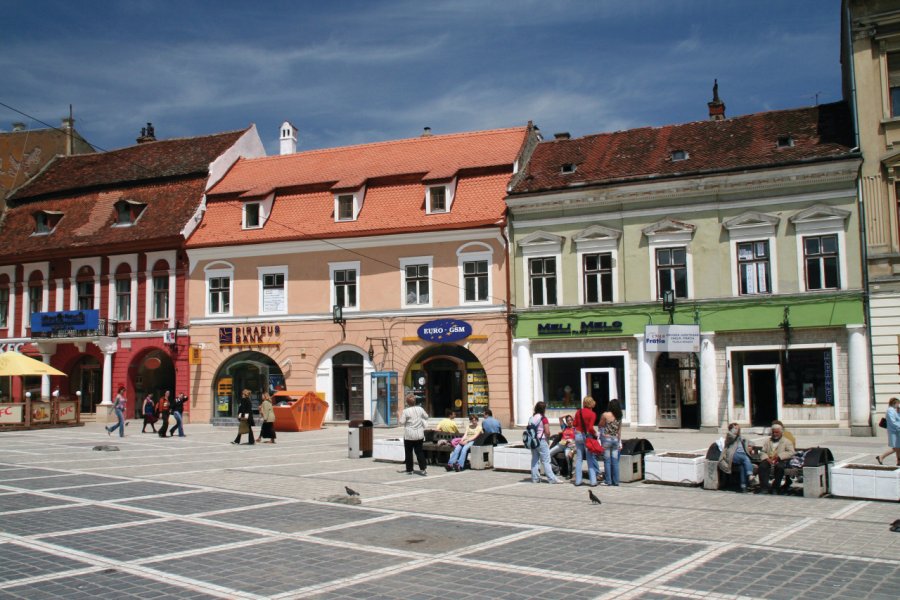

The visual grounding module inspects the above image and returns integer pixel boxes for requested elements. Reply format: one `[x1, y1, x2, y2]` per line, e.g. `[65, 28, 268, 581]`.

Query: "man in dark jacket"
[168, 393, 187, 437]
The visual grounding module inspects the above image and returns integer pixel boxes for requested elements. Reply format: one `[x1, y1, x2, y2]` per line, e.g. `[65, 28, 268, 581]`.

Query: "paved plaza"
[0, 423, 897, 599]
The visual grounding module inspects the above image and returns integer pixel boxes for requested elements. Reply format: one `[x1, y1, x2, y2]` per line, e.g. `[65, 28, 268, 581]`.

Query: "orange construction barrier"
[272, 391, 329, 432]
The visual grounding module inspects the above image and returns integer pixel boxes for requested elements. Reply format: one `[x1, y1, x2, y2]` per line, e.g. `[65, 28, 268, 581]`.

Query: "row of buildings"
[0, 0, 896, 434]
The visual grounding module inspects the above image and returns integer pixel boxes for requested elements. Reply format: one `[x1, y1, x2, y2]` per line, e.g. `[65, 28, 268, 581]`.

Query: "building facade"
[842, 0, 900, 428]
[0, 125, 265, 417]
[507, 99, 868, 433]
[185, 125, 538, 425]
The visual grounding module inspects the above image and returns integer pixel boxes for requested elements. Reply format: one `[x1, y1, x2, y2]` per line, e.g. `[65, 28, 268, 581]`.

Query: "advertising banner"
[30, 310, 100, 333]
[0, 404, 24, 424]
[58, 401, 77, 422]
[644, 324, 700, 353]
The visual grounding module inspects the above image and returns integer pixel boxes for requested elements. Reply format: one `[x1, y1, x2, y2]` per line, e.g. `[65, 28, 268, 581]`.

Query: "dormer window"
[244, 202, 261, 229]
[33, 210, 62, 235]
[112, 200, 145, 227]
[777, 135, 794, 148]
[561, 163, 577, 174]
[430, 186, 447, 212]
[671, 150, 689, 162]
[337, 195, 354, 221]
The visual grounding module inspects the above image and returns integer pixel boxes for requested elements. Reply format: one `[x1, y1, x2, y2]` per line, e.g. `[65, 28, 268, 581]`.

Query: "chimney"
[708, 79, 726, 120]
[279, 121, 298, 155]
[11, 122, 26, 132]
[554, 132, 571, 140]
[421, 127, 432, 137]
[61, 116, 75, 155]
[136, 122, 157, 144]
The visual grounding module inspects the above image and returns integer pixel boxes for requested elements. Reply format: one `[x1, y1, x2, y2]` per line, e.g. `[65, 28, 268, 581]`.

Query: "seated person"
[549, 415, 576, 478]
[447, 415, 482, 471]
[481, 408, 502, 434]
[756, 420, 795, 494]
[435, 409, 460, 434]
[717, 422, 754, 493]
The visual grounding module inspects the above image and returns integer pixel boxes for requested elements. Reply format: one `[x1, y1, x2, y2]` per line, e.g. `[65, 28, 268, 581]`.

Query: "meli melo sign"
[644, 324, 700, 353]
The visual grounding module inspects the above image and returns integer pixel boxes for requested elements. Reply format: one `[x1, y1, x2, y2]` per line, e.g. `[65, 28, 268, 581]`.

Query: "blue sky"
[2, 0, 842, 155]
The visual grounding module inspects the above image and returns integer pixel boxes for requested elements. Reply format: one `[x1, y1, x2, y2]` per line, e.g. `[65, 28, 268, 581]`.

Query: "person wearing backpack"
[528, 401, 562, 484]
[573, 396, 600, 487]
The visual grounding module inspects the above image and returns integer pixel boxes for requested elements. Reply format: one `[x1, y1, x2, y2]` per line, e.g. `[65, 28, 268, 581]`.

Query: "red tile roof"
[510, 102, 855, 195]
[0, 127, 94, 200]
[0, 178, 208, 261]
[8, 129, 249, 202]
[189, 127, 529, 248]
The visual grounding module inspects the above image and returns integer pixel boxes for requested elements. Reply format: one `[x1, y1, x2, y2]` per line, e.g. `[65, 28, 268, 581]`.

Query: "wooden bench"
[421, 430, 461, 466]
[704, 443, 833, 497]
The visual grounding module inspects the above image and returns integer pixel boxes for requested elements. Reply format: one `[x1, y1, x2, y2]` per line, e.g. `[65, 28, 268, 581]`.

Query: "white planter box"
[373, 438, 405, 462]
[830, 464, 900, 502]
[644, 452, 705, 486]
[493, 444, 533, 472]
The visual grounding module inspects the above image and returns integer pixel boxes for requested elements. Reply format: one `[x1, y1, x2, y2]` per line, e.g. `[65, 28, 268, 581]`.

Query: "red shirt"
[574, 408, 597, 434]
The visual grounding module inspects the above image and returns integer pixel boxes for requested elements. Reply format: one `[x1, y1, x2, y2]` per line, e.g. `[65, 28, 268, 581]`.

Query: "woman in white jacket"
[399, 393, 429, 475]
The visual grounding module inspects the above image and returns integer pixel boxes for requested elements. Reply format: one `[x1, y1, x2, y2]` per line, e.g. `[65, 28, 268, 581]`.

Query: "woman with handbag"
[257, 392, 276, 444]
[876, 397, 900, 465]
[599, 399, 623, 486]
[399, 393, 429, 475]
[573, 396, 600, 487]
[232, 389, 255, 445]
[447, 414, 482, 472]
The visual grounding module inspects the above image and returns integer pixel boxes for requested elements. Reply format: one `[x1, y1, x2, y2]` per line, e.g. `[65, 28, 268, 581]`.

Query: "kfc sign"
[0, 343, 24, 352]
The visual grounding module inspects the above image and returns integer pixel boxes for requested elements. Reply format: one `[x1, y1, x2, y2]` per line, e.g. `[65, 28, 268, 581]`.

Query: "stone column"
[514, 339, 532, 426]
[847, 325, 871, 436]
[700, 333, 719, 431]
[40, 352, 52, 399]
[636, 334, 656, 429]
[100, 345, 115, 408]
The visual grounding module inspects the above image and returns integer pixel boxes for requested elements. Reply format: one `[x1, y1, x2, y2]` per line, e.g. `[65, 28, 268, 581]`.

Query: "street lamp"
[662, 290, 676, 324]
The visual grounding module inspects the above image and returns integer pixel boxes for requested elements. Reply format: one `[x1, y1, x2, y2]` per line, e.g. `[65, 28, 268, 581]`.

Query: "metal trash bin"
[468, 432, 506, 470]
[619, 438, 653, 483]
[704, 443, 722, 490]
[348, 419, 374, 459]
[800, 447, 833, 498]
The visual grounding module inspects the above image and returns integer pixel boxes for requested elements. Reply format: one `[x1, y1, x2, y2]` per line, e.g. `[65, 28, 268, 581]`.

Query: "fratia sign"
[644, 324, 700, 353]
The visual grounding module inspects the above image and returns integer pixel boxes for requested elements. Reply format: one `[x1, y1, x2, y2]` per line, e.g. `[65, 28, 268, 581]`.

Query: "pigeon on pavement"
[588, 490, 602, 505]
[345, 486, 360, 497]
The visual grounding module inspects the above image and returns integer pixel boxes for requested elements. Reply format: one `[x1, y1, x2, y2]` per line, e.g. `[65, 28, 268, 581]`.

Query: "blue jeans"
[601, 434, 619, 485]
[448, 441, 474, 468]
[169, 411, 184, 437]
[106, 407, 125, 437]
[574, 433, 599, 486]
[732, 451, 753, 488]
[531, 439, 558, 483]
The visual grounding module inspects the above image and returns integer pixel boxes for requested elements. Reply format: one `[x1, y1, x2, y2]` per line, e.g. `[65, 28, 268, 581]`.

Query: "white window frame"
[532, 350, 631, 424]
[574, 225, 620, 304]
[425, 178, 457, 215]
[329, 261, 360, 313]
[0, 266, 15, 334]
[22, 261, 49, 336]
[258, 265, 288, 315]
[152, 274, 170, 321]
[457, 242, 494, 305]
[204, 261, 234, 317]
[107, 254, 138, 330]
[790, 205, 849, 293]
[111, 199, 145, 228]
[643, 219, 695, 301]
[399, 256, 433, 309]
[723, 212, 780, 297]
[518, 231, 564, 308]
[68, 257, 101, 311]
[333, 186, 365, 222]
[0, 286, 9, 329]
[243, 202, 262, 229]
[114, 277, 131, 322]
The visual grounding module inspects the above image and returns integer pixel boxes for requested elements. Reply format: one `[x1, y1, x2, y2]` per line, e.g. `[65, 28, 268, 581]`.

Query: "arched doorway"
[407, 345, 489, 418]
[332, 350, 364, 421]
[133, 350, 175, 418]
[212, 352, 284, 420]
[655, 352, 699, 429]
[71, 355, 101, 414]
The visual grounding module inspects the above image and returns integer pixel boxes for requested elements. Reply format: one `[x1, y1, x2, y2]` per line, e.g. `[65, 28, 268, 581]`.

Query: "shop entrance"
[71, 355, 101, 413]
[745, 365, 780, 427]
[332, 351, 364, 421]
[212, 352, 285, 420]
[655, 353, 699, 429]
[408, 345, 488, 417]
[133, 350, 175, 418]
[581, 368, 618, 414]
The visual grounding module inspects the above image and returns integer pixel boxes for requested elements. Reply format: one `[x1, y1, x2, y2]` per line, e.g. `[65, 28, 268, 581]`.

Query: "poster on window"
[262, 288, 285, 313]
[466, 370, 489, 415]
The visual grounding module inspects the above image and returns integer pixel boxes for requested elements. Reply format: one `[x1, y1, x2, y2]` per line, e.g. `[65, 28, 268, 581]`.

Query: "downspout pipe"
[500, 221, 515, 428]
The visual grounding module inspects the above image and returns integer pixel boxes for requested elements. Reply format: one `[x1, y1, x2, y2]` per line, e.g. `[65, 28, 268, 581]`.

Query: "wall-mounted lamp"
[779, 306, 792, 362]
[367, 342, 375, 362]
[333, 305, 346, 339]
[662, 290, 676, 324]
[507, 312, 518, 328]
[166, 320, 181, 355]
[365, 336, 389, 367]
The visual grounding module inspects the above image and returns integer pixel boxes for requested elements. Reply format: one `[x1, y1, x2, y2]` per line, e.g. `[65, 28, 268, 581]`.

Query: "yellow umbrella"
[0, 351, 66, 376]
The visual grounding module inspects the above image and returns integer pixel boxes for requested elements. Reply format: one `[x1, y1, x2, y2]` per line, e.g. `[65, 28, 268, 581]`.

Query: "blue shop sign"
[31, 310, 100, 333]
[417, 319, 472, 343]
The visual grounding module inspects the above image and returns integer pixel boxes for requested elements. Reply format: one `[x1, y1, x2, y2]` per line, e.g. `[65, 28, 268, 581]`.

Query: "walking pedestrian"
[232, 389, 255, 445]
[141, 393, 157, 433]
[257, 392, 276, 443]
[529, 401, 562, 484]
[157, 390, 171, 438]
[599, 399, 623, 486]
[877, 397, 900, 465]
[399, 392, 428, 475]
[168, 393, 186, 437]
[105, 386, 128, 437]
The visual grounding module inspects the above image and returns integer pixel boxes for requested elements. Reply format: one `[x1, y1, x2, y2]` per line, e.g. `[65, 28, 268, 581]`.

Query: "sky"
[2, 0, 844, 155]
